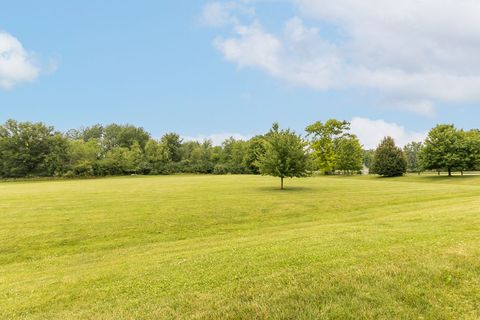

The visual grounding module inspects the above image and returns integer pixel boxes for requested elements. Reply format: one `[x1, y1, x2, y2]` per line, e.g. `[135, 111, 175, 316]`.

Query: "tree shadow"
[256, 186, 313, 192]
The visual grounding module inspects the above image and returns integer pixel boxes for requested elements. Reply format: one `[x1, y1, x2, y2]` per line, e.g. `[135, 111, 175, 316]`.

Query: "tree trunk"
[280, 177, 284, 190]
[448, 168, 452, 176]
[438, 171, 440, 176]
[461, 171, 464, 176]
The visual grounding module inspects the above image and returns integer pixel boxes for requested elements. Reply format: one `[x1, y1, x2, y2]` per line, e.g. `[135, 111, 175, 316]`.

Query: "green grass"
[1, 175, 479, 319]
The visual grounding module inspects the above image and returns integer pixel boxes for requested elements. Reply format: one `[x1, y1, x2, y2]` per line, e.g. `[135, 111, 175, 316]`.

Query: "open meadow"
[1, 175, 479, 319]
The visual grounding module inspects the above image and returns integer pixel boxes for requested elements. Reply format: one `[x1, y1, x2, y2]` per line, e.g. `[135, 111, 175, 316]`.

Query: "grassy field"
[1, 175, 479, 319]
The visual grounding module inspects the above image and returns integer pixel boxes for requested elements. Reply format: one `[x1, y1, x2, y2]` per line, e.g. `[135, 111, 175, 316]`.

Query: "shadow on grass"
[256, 186, 314, 192]
[369, 174, 480, 184]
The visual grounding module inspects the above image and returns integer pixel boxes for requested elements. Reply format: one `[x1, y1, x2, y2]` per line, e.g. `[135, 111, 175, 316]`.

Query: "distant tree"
[189, 140, 215, 173]
[419, 124, 464, 176]
[335, 135, 363, 174]
[161, 133, 183, 162]
[127, 141, 145, 174]
[100, 147, 131, 175]
[67, 139, 102, 176]
[221, 138, 248, 174]
[144, 140, 167, 174]
[103, 124, 150, 151]
[372, 137, 407, 177]
[244, 135, 266, 174]
[67, 124, 104, 142]
[0, 119, 69, 177]
[306, 119, 350, 174]
[458, 129, 480, 174]
[81, 124, 105, 142]
[257, 123, 310, 189]
[403, 141, 423, 174]
[363, 149, 375, 171]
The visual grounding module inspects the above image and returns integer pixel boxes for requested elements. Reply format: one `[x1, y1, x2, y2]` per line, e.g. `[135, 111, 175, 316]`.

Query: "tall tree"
[335, 135, 364, 174]
[372, 137, 407, 177]
[306, 119, 350, 174]
[144, 139, 167, 174]
[103, 124, 150, 151]
[403, 141, 423, 174]
[420, 124, 463, 176]
[221, 138, 248, 174]
[460, 130, 480, 173]
[161, 133, 183, 162]
[257, 123, 310, 189]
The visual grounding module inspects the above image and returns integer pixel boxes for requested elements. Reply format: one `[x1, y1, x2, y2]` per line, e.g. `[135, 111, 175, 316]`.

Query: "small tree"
[257, 123, 310, 189]
[372, 137, 406, 177]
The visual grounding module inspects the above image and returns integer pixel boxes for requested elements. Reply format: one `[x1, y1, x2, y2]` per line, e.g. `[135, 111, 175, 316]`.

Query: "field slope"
[0, 175, 479, 319]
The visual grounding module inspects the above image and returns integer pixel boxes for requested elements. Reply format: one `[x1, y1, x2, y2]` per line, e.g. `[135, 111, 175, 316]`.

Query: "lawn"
[0, 175, 479, 319]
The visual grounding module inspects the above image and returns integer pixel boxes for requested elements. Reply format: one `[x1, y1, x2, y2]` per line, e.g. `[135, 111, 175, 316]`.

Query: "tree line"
[0, 119, 479, 186]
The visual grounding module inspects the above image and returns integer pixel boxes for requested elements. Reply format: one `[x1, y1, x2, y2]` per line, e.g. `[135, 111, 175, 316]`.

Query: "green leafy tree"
[403, 141, 423, 174]
[144, 140, 168, 174]
[244, 135, 266, 174]
[372, 137, 407, 177]
[0, 119, 69, 177]
[67, 124, 104, 142]
[221, 138, 248, 174]
[189, 140, 215, 173]
[103, 124, 150, 151]
[419, 124, 464, 176]
[127, 141, 145, 174]
[335, 135, 363, 174]
[363, 149, 375, 171]
[67, 139, 102, 176]
[257, 123, 310, 189]
[100, 147, 131, 175]
[458, 130, 480, 174]
[161, 133, 183, 162]
[306, 119, 350, 174]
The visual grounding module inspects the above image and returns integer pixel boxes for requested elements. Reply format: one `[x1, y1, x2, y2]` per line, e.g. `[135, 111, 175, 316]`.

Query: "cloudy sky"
[1, 1, 479, 148]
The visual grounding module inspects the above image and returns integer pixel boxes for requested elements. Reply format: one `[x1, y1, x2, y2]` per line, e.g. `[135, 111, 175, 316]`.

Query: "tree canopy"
[256, 123, 310, 189]
[419, 124, 480, 176]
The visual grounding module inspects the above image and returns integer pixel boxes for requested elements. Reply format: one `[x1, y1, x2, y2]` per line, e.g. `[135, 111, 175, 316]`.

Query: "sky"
[1, 1, 480, 148]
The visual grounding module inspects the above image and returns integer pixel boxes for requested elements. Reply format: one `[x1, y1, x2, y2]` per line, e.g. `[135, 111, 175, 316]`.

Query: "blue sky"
[1, 1, 479, 148]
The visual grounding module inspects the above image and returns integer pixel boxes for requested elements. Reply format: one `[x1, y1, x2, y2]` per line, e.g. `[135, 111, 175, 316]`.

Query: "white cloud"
[207, 0, 480, 114]
[392, 100, 436, 117]
[0, 31, 40, 89]
[201, 1, 254, 27]
[350, 117, 426, 149]
[183, 133, 252, 146]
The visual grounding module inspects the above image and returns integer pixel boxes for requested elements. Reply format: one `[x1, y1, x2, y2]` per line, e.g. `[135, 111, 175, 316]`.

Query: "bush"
[73, 161, 95, 177]
[213, 164, 229, 175]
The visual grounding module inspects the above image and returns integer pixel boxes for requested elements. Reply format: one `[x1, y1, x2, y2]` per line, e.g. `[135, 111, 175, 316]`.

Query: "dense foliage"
[372, 137, 407, 177]
[420, 124, 480, 176]
[256, 123, 311, 189]
[0, 120, 268, 178]
[2, 118, 480, 179]
[403, 142, 423, 173]
[306, 119, 364, 174]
